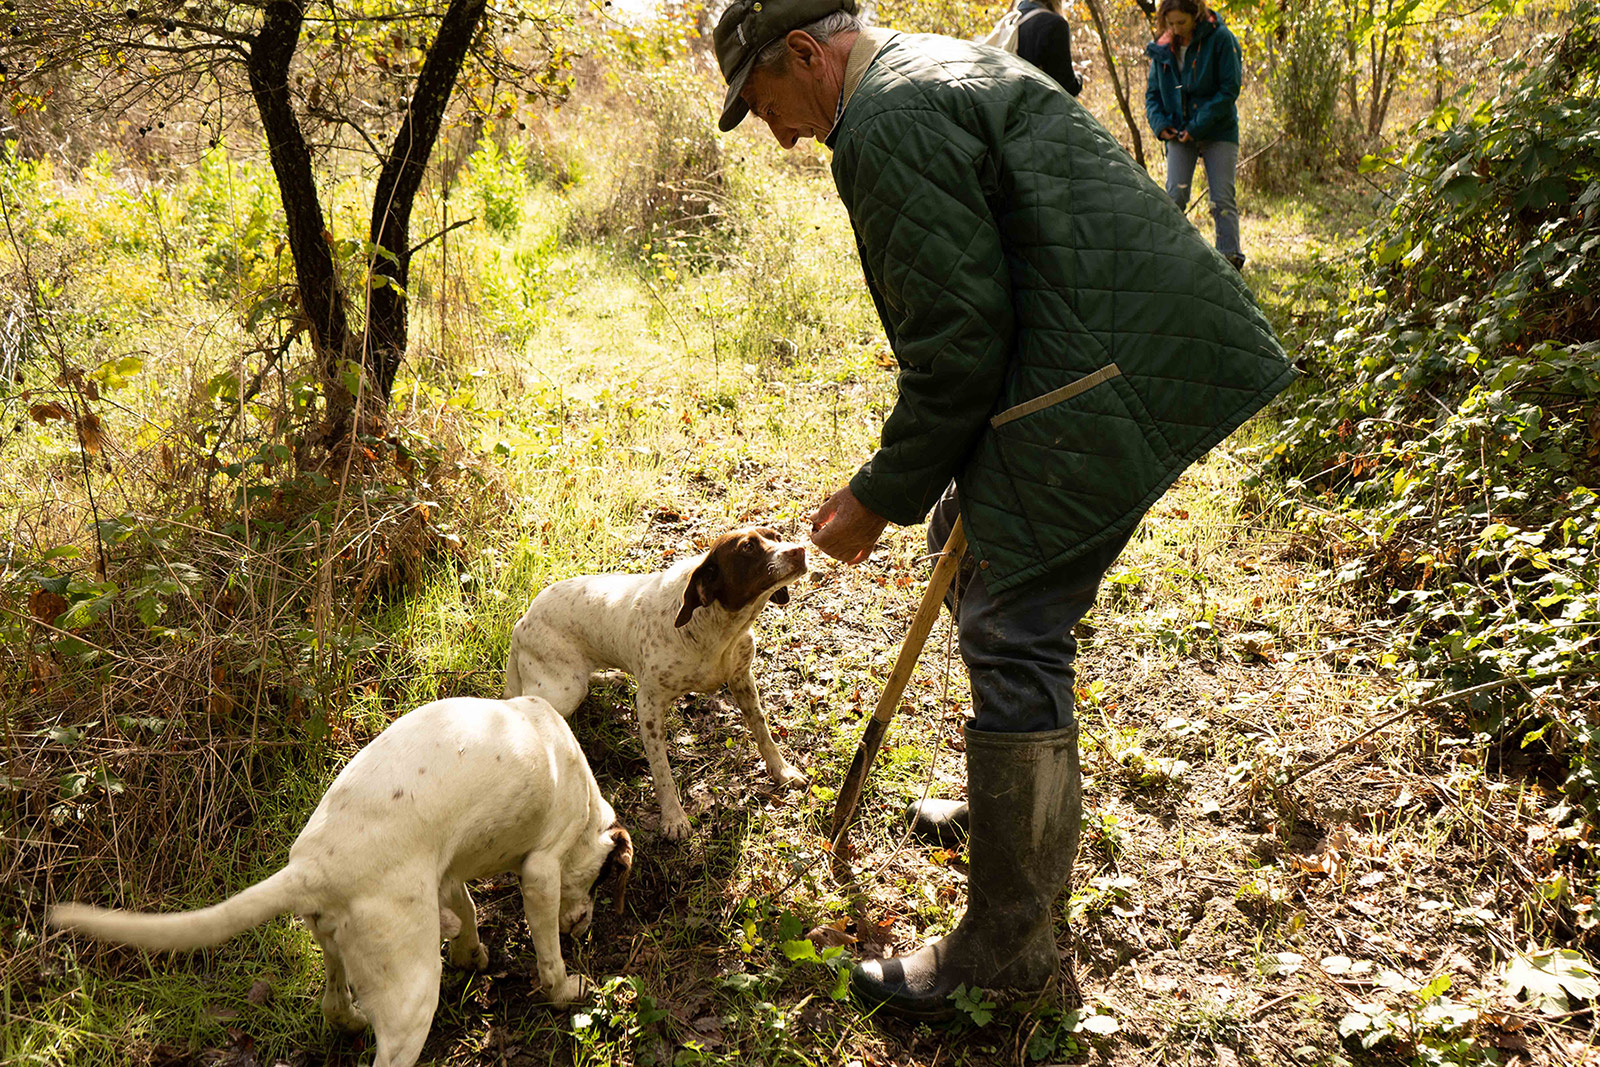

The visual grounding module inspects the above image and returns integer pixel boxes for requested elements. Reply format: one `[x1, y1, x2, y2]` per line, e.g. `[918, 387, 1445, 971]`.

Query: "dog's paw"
[660, 811, 692, 840]
[322, 1000, 369, 1033]
[450, 942, 489, 972]
[773, 763, 808, 788]
[548, 974, 590, 1006]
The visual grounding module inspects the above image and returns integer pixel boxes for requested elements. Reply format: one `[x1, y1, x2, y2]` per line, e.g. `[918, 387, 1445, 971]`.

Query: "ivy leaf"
[1502, 949, 1600, 1014]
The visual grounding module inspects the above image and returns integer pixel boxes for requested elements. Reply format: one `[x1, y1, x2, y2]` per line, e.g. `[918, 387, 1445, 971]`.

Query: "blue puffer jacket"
[1144, 11, 1241, 143]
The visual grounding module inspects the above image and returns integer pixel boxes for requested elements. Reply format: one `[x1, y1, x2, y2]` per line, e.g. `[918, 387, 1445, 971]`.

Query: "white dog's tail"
[50, 865, 305, 952]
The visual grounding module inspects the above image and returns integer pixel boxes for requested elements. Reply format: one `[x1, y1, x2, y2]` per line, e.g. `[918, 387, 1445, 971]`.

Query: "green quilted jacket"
[827, 32, 1294, 594]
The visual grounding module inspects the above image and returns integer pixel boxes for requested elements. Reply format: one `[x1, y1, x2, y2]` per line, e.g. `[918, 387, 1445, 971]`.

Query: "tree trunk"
[1343, 0, 1360, 123]
[1373, 41, 1403, 136]
[366, 0, 487, 404]
[246, 0, 357, 439]
[1082, 0, 1145, 169]
[1366, 0, 1388, 136]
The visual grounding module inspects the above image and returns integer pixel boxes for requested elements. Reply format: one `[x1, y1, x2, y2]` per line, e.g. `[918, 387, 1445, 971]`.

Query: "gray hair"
[751, 10, 863, 72]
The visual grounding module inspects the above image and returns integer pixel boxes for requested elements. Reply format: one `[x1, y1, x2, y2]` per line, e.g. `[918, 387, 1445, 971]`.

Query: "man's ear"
[674, 556, 722, 627]
[786, 29, 822, 67]
[605, 827, 634, 915]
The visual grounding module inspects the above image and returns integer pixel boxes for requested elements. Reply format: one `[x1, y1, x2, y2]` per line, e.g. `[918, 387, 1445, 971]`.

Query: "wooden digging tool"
[828, 516, 967, 864]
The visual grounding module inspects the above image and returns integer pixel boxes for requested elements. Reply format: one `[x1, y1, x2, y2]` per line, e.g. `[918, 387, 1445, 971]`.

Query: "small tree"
[0, 0, 569, 447]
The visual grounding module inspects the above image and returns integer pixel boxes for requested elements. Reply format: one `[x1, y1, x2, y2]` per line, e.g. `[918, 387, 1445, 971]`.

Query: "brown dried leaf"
[247, 979, 272, 1005]
[77, 412, 105, 456]
[28, 589, 67, 626]
[1290, 826, 1353, 879]
[805, 925, 856, 949]
[28, 401, 71, 424]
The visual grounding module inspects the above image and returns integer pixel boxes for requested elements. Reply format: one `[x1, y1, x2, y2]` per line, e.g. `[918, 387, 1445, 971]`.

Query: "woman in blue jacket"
[1145, 0, 1245, 268]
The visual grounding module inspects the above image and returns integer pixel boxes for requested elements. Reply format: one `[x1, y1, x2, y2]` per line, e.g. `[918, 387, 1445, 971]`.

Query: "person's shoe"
[852, 723, 1082, 1021]
[904, 798, 968, 847]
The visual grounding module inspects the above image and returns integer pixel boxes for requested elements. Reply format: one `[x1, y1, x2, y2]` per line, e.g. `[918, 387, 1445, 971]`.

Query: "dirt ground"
[17, 463, 1597, 1067]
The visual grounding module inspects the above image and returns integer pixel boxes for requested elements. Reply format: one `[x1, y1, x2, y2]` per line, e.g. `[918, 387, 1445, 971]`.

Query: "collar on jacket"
[827, 26, 897, 146]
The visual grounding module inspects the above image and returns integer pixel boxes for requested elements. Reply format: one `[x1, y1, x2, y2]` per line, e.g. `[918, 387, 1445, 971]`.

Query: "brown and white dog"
[50, 695, 632, 1067]
[505, 526, 809, 839]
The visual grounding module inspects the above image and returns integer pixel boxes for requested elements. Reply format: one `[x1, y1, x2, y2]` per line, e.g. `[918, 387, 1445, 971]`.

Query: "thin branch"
[1285, 666, 1600, 785]
[406, 216, 474, 257]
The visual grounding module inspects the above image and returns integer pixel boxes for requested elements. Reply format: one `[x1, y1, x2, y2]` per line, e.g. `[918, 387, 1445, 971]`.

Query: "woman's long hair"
[1155, 0, 1202, 35]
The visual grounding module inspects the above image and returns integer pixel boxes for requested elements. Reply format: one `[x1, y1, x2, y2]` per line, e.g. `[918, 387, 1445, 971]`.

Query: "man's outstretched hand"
[810, 486, 888, 564]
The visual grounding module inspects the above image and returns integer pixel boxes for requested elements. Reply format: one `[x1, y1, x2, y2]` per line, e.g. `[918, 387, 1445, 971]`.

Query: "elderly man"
[713, 0, 1293, 1020]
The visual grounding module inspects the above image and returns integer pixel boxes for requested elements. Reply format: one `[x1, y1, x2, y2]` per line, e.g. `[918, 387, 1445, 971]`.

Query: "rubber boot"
[904, 798, 968, 848]
[852, 723, 1083, 1021]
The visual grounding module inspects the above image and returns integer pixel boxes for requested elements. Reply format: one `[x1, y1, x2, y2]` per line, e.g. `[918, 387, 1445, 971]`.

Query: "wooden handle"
[828, 517, 967, 846]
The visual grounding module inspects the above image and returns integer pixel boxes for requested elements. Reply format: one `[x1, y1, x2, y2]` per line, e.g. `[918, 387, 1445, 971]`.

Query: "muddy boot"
[904, 798, 968, 847]
[852, 723, 1083, 1021]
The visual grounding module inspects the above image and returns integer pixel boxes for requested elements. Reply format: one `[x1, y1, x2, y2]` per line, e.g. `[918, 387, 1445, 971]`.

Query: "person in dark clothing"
[712, 0, 1292, 1022]
[1012, 0, 1082, 95]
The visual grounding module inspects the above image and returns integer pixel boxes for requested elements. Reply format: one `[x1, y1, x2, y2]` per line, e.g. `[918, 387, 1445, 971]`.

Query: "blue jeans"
[1165, 139, 1241, 264]
[928, 488, 1124, 734]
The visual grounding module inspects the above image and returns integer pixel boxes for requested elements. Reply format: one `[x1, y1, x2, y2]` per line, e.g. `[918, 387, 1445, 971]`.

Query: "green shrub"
[1263, 1, 1348, 176]
[468, 132, 532, 234]
[1268, 7, 1600, 810]
[574, 67, 733, 270]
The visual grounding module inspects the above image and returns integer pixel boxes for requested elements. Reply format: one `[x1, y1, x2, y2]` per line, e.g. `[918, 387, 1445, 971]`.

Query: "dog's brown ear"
[606, 827, 634, 914]
[674, 556, 722, 628]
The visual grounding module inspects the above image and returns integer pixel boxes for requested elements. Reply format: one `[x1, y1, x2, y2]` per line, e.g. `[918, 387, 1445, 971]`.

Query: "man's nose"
[763, 116, 797, 150]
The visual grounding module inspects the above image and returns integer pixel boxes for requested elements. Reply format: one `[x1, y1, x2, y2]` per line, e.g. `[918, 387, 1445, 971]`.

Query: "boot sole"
[850, 971, 1054, 1023]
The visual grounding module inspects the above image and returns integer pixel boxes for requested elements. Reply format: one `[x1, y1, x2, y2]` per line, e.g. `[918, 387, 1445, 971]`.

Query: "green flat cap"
[714, 0, 857, 131]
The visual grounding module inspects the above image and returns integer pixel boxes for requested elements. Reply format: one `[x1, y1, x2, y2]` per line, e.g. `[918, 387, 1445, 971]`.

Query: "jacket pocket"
[991, 363, 1122, 428]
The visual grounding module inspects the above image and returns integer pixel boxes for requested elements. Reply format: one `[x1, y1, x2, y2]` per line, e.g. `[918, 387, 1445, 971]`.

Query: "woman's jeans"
[1165, 138, 1241, 264]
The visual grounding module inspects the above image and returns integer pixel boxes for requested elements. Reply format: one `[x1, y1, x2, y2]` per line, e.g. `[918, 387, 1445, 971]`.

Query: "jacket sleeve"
[1186, 32, 1241, 140]
[1145, 58, 1175, 133]
[835, 111, 1016, 527]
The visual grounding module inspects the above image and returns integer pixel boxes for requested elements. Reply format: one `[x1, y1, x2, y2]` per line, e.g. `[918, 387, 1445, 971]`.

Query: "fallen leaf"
[805, 925, 856, 949]
[247, 979, 272, 1005]
[1502, 949, 1600, 1014]
[1290, 826, 1352, 879]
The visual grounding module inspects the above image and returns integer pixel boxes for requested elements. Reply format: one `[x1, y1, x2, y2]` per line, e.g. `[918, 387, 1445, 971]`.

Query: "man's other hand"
[810, 486, 888, 564]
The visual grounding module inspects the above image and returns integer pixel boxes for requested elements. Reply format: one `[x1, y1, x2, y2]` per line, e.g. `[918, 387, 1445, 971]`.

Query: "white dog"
[50, 695, 632, 1067]
[505, 526, 808, 840]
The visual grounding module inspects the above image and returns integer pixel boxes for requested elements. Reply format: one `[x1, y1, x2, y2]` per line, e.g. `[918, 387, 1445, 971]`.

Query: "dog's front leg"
[518, 853, 585, 1005]
[440, 881, 488, 971]
[636, 684, 691, 840]
[729, 670, 807, 788]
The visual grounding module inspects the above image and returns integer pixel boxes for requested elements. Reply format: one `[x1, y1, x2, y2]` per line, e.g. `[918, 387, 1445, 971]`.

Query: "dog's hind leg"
[340, 900, 441, 1067]
[519, 852, 586, 1005]
[307, 913, 368, 1033]
[440, 881, 488, 971]
[729, 667, 806, 788]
